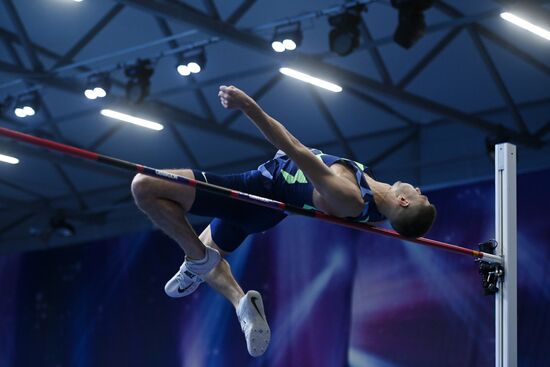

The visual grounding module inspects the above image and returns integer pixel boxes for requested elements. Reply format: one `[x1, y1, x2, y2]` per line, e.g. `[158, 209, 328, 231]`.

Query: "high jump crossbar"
[0, 126, 503, 263]
[0, 127, 503, 263]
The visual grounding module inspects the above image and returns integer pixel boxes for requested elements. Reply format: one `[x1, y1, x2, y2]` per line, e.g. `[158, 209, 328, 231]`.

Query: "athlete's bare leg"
[199, 225, 245, 309]
[131, 169, 206, 259]
[131, 169, 243, 307]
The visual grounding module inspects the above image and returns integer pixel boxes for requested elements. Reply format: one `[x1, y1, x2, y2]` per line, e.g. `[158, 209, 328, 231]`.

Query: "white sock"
[185, 247, 221, 275]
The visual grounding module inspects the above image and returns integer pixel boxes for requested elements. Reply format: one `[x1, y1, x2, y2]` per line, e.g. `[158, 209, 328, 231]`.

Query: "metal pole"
[495, 143, 517, 367]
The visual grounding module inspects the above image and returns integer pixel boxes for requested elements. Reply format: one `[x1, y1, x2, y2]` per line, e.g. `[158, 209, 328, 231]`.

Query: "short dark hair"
[390, 202, 437, 238]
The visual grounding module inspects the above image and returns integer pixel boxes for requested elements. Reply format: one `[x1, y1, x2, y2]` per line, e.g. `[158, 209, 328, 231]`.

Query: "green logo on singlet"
[281, 169, 308, 184]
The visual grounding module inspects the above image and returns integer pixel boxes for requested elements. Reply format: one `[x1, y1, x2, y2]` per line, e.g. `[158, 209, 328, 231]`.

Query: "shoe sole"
[241, 290, 271, 357]
[247, 323, 270, 357]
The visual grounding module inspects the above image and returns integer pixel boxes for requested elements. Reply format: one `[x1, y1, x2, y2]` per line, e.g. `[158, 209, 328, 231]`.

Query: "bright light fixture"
[100, 109, 164, 131]
[14, 107, 26, 118]
[177, 48, 206, 77]
[271, 23, 302, 53]
[0, 153, 19, 165]
[279, 67, 343, 93]
[93, 87, 107, 98]
[500, 12, 550, 41]
[14, 92, 39, 118]
[84, 89, 97, 100]
[187, 62, 201, 74]
[177, 65, 191, 76]
[282, 39, 297, 50]
[84, 73, 110, 100]
[271, 41, 286, 53]
[177, 61, 201, 75]
[23, 106, 35, 116]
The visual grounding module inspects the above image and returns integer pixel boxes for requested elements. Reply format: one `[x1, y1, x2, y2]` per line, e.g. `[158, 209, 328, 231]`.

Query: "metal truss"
[108, 0, 544, 146]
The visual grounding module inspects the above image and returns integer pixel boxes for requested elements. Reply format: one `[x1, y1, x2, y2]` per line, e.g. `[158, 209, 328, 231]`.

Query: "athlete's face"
[391, 181, 430, 206]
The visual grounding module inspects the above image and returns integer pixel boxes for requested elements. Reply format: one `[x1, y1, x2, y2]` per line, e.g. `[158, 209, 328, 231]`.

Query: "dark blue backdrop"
[1, 169, 549, 367]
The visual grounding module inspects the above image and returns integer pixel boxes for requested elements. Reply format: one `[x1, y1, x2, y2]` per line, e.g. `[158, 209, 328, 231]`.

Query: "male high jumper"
[131, 85, 436, 357]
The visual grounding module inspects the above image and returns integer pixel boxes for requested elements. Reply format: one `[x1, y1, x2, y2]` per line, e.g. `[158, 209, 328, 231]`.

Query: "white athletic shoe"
[164, 262, 204, 297]
[236, 290, 271, 357]
[164, 247, 221, 298]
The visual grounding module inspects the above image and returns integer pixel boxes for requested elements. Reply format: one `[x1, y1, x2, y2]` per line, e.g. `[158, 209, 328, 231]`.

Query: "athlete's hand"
[218, 85, 253, 110]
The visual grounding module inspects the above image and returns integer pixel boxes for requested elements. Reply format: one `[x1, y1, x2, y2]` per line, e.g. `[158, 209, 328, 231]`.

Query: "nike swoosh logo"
[251, 296, 265, 321]
[178, 282, 194, 294]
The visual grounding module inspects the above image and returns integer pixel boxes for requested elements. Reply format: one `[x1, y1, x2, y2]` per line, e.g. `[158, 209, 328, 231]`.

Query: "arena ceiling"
[0, 0, 549, 252]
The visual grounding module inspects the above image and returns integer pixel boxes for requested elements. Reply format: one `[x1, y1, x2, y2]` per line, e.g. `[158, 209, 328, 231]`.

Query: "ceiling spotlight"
[14, 92, 39, 118]
[84, 73, 110, 100]
[177, 48, 207, 77]
[124, 59, 154, 104]
[177, 64, 191, 76]
[271, 23, 303, 53]
[391, 0, 434, 49]
[14, 108, 26, 118]
[188, 61, 201, 74]
[328, 5, 365, 57]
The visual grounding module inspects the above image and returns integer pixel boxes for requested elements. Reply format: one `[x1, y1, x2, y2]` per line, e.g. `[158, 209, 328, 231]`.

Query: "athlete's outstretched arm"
[218, 85, 363, 215]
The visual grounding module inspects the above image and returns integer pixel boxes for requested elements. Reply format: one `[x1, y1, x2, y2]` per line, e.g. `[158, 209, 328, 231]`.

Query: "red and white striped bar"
[0, 126, 502, 264]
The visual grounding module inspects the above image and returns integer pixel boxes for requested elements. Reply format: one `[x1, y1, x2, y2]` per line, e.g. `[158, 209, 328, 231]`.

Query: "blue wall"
[1, 169, 549, 366]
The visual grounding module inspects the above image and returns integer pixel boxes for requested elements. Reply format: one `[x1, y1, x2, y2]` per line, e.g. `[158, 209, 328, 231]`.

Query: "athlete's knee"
[131, 169, 196, 210]
[131, 173, 154, 203]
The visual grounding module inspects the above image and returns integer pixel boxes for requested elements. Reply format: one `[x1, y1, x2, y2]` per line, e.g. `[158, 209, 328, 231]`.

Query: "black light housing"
[328, 5, 365, 56]
[14, 92, 40, 118]
[177, 48, 207, 76]
[391, 0, 434, 49]
[271, 23, 303, 52]
[124, 59, 154, 103]
[84, 73, 111, 100]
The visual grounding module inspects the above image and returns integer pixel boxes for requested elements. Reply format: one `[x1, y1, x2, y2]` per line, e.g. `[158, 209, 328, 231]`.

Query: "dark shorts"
[189, 169, 288, 252]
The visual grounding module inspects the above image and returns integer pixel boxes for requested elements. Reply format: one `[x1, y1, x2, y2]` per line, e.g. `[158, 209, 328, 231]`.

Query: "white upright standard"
[495, 143, 517, 367]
